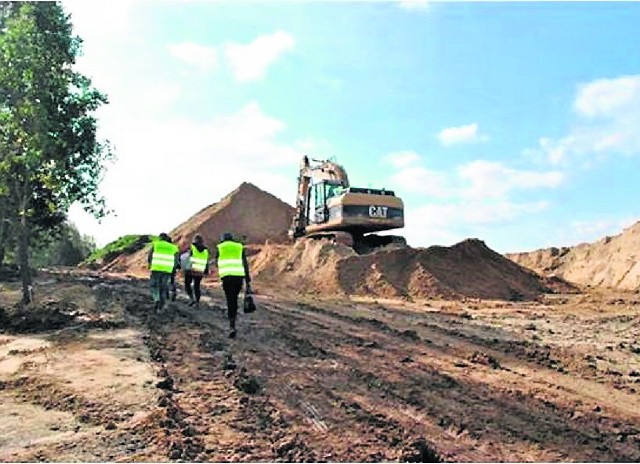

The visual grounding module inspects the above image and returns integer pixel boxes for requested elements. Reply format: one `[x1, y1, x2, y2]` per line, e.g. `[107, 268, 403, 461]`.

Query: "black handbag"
[243, 284, 257, 313]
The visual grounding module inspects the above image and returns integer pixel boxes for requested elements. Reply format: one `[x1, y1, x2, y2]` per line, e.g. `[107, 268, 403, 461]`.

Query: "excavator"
[289, 155, 406, 251]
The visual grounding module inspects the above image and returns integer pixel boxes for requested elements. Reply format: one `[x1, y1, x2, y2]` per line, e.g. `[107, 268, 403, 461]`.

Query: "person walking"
[148, 233, 179, 312]
[163, 235, 178, 302]
[182, 234, 210, 308]
[216, 232, 251, 338]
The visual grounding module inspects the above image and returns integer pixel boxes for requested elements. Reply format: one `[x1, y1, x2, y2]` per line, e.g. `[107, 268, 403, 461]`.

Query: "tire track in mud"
[289, 298, 638, 397]
[126, 294, 324, 462]
[123, 297, 208, 461]
[206, 299, 517, 459]
[183, 299, 462, 460]
[165, 297, 443, 462]
[242, 299, 640, 461]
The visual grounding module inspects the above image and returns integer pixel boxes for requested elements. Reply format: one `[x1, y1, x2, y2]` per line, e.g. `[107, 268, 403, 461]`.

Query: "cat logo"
[369, 206, 388, 218]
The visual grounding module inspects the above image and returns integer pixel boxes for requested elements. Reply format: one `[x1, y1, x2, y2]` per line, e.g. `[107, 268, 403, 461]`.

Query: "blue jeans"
[150, 271, 171, 304]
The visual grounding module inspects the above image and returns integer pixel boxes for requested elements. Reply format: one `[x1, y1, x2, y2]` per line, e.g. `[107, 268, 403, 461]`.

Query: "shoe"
[194, 301, 200, 309]
[171, 292, 177, 302]
[188, 301, 195, 307]
[229, 329, 237, 339]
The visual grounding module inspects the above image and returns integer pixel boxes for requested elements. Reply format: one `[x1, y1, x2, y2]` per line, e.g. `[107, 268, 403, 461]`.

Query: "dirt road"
[1, 271, 639, 461]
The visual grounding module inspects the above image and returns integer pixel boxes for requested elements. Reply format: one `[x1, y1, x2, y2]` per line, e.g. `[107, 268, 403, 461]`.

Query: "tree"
[0, 1, 112, 303]
[30, 221, 96, 268]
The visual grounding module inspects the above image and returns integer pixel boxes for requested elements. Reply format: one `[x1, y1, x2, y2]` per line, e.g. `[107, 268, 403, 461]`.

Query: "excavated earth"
[1, 270, 640, 462]
[250, 238, 576, 301]
[508, 220, 640, 291]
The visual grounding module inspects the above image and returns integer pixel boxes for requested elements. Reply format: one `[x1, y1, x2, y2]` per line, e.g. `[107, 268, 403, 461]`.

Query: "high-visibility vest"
[217, 241, 245, 278]
[190, 244, 209, 274]
[150, 240, 178, 273]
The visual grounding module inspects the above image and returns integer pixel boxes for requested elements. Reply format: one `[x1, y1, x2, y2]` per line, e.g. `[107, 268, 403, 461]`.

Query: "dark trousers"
[165, 269, 177, 301]
[222, 276, 244, 328]
[185, 271, 203, 302]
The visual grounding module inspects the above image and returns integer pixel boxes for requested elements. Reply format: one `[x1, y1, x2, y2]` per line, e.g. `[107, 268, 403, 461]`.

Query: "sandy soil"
[1, 271, 639, 462]
[508, 220, 640, 291]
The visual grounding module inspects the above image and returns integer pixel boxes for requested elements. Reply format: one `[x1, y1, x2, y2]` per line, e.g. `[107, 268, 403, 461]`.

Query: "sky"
[63, 0, 640, 254]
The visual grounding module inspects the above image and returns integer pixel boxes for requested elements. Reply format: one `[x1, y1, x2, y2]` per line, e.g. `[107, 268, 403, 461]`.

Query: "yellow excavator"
[289, 155, 406, 250]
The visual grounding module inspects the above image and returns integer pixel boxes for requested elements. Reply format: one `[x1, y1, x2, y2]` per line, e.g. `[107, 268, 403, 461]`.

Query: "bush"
[83, 234, 155, 267]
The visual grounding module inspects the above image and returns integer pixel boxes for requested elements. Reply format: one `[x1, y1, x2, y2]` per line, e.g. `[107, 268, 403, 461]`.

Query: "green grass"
[83, 234, 157, 265]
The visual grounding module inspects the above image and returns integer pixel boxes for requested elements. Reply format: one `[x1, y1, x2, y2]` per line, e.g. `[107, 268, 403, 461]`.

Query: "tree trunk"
[0, 199, 6, 268]
[18, 205, 32, 304]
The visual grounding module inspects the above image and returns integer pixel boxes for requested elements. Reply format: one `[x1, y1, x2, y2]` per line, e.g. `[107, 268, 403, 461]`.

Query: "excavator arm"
[290, 156, 312, 238]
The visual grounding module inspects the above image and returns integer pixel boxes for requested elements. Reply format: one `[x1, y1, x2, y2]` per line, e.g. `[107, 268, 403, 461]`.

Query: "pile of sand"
[169, 182, 294, 248]
[507, 221, 640, 291]
[105, 182, 294, 273]
[251, 238, 561, 301]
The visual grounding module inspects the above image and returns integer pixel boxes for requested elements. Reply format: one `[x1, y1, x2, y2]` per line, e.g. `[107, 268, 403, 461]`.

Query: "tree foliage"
[0, 1, 112, 302]
[30, 221, 96, 268]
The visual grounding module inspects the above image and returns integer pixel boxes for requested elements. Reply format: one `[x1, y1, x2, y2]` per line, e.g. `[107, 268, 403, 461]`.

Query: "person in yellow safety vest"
[147, 233, 179, 312]
[181, 234, 210, 308]
[215, 231, 251, 339]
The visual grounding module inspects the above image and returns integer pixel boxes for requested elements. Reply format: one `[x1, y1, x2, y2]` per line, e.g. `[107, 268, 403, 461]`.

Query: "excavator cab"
[312, 180, 346, 224]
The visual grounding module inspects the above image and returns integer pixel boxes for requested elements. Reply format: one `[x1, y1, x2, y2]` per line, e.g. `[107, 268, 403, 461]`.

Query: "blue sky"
[64, 0, 640, 253]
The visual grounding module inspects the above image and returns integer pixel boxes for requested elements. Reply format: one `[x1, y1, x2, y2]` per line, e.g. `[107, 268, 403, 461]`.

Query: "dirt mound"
[507, 221, 640, 290]
[169, 182, 294, 248]
[106, 182, 294, 273]
[252, 238, 557, 301]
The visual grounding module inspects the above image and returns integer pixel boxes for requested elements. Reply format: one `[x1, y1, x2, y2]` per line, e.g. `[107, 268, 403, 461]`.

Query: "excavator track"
[304, 231, 354, 248]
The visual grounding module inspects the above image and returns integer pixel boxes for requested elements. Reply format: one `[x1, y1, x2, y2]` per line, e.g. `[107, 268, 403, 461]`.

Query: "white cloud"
[400, 200, 548, 248]
[383, 150, 563, 247]
[168, 42, 218, 70]
[224, 31, 295, 82]
[390, 166, 452, 198]
[69, 101, 310, 246]
[411, 195, 548, 227]
[458, 160, 564, 198]
[385, 150, 421, 168]
[570, 216, 637, 242]
[536, 75, 640, 165]
[397, 0, 430, 11]
[390, 156, 563, 200]
[574, 75, 640, 119]
[528, 215, 640, 250]
[438, 123, 488, 146]
[62, 4, 308, 246]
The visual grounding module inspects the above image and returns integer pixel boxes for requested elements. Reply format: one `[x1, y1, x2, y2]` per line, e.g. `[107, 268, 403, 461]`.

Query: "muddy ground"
[1, 271, 640, 462]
